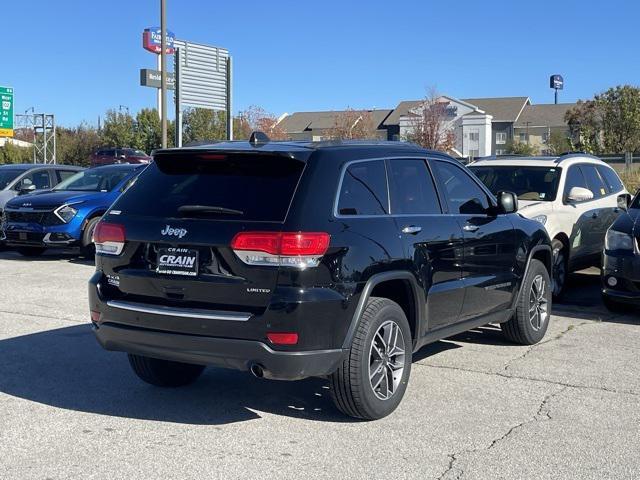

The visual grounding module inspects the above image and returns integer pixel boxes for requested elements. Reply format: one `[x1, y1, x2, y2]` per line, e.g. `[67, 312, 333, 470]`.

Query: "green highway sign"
[0, 86, 14, 137]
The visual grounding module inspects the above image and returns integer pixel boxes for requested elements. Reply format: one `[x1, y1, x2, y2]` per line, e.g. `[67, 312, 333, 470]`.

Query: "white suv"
[469, 154, 628, 297]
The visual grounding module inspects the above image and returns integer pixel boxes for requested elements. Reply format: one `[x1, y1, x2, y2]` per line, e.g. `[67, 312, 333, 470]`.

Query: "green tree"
[0, 142, 33, 164]
[595, 85, 640, 153]
[506, 140, 538, 155]
[56, 124, 101, 166]
[546, 131, 572, 155]
[182, 108, 227, 144]
[100, 109, 136, 148]
[134, 108, 162, 154]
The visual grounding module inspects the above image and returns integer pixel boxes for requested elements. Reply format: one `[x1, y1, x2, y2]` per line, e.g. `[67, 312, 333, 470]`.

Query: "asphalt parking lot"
[0, 250, 638, 480]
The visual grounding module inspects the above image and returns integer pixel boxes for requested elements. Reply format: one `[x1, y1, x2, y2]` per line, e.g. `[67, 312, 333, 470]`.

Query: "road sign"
[140, 69, 175, 90]
[143, 27, 175, 54]
[0, 86, 14, 137]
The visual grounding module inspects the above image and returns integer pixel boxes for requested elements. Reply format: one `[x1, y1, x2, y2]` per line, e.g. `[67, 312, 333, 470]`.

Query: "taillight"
[231, 231, 330, 268]
[93, 222, 126, 255]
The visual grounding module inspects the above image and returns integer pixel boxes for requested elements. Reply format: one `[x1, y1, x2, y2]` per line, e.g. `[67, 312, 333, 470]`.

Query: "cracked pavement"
[0, 252, 638, 479]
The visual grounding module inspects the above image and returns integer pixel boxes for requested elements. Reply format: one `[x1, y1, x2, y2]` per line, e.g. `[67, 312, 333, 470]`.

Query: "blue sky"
[4, 0, 638, 126]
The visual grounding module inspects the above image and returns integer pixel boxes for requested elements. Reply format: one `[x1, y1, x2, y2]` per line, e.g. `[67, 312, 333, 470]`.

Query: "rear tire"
[80, 217, 101, 259]
[128, 354, 205, 387]
[16, 247, 46, 257]
[330, 297, 412, 420]
[502, 259, 551, 345]
[551, 239, 567, 299]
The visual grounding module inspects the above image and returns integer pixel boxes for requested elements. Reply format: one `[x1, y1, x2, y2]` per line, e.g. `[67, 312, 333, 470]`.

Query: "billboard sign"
[0, 86, 14, 137]
[173, 39, 229, 111]
[550, 74, 564, 90]
[143, 27, 175, 54]
[140, 69, 175, 90]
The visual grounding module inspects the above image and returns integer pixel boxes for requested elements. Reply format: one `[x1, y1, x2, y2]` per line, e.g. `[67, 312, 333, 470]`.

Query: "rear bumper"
[93, 322, 345, 380]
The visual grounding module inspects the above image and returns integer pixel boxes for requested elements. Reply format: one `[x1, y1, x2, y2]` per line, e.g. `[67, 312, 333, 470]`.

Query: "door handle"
[463, 224, 479, 232]
[401, 225, 422, 235]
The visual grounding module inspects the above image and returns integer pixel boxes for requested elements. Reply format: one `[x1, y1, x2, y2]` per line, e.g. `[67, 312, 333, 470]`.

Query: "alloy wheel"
[529, 274, 549, 331]
[368, 320, 406, 400]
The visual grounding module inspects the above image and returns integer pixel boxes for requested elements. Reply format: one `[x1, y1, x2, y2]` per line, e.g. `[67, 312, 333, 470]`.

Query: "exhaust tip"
[250, 363, 265, 378]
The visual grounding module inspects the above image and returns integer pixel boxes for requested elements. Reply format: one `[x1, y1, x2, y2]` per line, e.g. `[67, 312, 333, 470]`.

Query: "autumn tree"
[546, 131, 572, 155]
[100, 109, 136, 148]
[134, 108, 162, 154]
[236, 106, 288, 140]
[506, 140, 538, 155]
[565, 99, 601, 153]
[404, 89, 455, 152]
[325, 109, 378, 140]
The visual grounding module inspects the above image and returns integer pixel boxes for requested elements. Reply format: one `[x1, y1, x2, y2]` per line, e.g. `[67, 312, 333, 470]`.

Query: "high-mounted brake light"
[93, 222, 126, 255]
[231, 232, 330, 268]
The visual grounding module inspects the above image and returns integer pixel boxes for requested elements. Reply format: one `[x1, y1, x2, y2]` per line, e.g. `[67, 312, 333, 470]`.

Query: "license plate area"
[156, 247, 199, 277]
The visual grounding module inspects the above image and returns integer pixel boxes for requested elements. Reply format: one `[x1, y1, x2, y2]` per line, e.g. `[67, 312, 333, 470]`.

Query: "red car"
[90, 148, 152, 167]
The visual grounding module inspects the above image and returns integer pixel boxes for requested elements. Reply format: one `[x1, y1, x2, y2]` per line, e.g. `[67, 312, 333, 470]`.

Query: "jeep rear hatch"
[98, 150, 313, 313]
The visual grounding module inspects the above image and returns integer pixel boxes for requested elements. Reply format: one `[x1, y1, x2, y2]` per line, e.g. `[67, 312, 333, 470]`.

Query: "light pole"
[160, 0, 167, 148]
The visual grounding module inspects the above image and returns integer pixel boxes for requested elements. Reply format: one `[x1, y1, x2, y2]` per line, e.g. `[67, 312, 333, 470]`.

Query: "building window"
[496, 149, 506, 155]
[518, 132, 527, 142]
[469, 132, 480, 142]
[496, 132, 507, 144]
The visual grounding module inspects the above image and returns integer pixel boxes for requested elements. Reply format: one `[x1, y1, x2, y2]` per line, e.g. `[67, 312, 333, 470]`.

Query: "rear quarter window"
[112, 153, 305, 222]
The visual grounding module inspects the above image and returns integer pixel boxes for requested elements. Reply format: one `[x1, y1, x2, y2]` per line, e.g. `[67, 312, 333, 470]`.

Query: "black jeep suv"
[89, 138, 552, 420]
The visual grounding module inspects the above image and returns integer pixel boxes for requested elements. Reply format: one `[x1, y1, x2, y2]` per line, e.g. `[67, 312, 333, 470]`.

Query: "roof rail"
[555, 152, 600, 164]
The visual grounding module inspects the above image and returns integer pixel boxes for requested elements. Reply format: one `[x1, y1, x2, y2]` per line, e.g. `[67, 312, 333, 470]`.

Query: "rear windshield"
[112, 153, 305, 222]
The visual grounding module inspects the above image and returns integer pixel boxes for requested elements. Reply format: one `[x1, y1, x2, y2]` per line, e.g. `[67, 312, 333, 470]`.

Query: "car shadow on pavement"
[0, 250, 94, 266]
[0, 323, 361, 425]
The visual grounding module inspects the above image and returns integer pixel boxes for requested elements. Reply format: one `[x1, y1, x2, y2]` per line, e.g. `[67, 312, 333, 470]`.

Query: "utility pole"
[160, 0, 168, 148]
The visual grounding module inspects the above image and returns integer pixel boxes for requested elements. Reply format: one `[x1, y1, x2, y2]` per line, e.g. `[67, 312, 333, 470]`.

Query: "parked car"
[0, 164, 84, 246]
[3, 164, 145, 257]
[90, 148, 152, 167]
[88, 137, 553, 420]
[469, 154, 628, 297]
[601, 190, 639, 311]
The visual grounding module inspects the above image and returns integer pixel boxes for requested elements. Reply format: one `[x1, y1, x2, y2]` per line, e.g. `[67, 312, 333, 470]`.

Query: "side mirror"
[497, 191, 518, 214]
[566, 186, 593, 203]
[19, 183, 36, 195]
[617, 193, 632, 211]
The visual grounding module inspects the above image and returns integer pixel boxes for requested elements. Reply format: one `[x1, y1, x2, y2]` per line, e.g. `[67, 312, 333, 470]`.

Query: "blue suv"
[2, 164, 145, 257]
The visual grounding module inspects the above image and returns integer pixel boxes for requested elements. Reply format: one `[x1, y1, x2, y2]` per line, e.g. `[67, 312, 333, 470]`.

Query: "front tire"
[128, 354, 205, 387]
[502, 259, 551, 345]
[330, 297, 412, 420]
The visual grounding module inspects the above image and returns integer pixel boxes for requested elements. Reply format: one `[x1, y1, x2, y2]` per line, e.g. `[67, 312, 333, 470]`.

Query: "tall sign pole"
[160, 0, 168, 148]
[550, 74, 564, 105]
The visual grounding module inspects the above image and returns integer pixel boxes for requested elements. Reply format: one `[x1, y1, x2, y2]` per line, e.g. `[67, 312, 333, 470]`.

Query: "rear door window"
[596, 165, 624, 194]
[113, 153, 305, 222]
[20, 170, 51, 190]
[387, 159, 441, 214]
[337, 160, 388, 216]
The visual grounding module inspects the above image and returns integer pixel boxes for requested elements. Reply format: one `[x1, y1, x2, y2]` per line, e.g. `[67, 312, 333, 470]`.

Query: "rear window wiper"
[177, 205, 244, 216]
